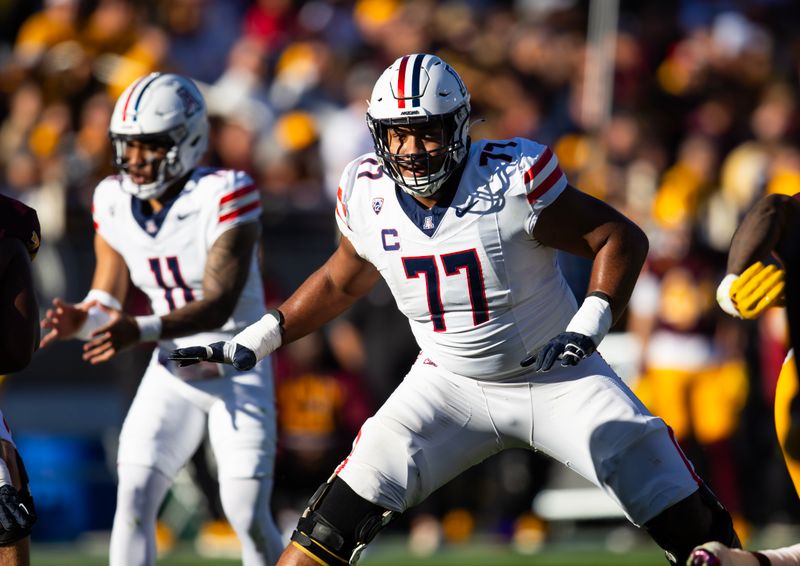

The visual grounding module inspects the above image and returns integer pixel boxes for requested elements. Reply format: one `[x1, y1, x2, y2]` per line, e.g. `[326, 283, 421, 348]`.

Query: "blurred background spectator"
[3, 0, 800, 558]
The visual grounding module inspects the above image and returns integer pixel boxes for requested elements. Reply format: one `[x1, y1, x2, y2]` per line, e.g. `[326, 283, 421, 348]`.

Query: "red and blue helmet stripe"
[396, 54, 426, 108]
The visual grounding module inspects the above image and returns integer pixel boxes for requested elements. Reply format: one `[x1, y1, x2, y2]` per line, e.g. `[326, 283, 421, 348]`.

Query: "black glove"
[168, 341, 257, 371]
[521, 332, 596, 372]
[0, 484, 35, 543]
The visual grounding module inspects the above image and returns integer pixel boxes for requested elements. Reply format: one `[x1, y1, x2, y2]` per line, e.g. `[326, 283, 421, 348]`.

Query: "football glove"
[717, 262, 785, 319]
[0, 484, 36, 544]
[686, 541, 763, 566]
[521, 332, 596, 372]
[168, 341, 257, 371]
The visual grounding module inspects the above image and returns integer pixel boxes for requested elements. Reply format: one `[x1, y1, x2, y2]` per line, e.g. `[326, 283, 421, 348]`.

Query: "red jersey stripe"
[219, 184, 257, 205]
[526, 165, 564, 204]
[336, 186, 348, 217]
[523, 147, 554, 186]
[667, 425, 702, 485]
[334, 428, 362, 474]
[218, 200, 260, 223]
[397, 55, 410, 109]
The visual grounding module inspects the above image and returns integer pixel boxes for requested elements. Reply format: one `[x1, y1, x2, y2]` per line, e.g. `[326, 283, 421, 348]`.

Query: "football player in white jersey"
[172, 54, 739, 565]
[39, 73, 282, 566]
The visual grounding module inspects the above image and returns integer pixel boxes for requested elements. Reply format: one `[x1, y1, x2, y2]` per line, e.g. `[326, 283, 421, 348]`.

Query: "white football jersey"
[336, 138, 577, 379]
[92, 167, 266, 350]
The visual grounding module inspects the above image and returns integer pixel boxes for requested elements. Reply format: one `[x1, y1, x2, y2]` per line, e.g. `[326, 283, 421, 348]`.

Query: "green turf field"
[30, 541, 670, 565]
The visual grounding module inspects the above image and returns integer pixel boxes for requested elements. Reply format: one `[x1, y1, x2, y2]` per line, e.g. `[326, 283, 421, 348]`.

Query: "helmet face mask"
[367, 54, 470, 198]
[109, 73, 208, 200]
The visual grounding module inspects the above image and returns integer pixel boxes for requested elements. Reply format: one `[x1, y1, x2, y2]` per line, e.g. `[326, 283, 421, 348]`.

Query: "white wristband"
[75, 305, 112, 340]
[135, 315, 162, 342]
[0, 458, 11, 487]
[232, 310, 283, 362]
[565, 294, 613, 347]
[81, 288, 122, 311]
[716, 273, 742, 318]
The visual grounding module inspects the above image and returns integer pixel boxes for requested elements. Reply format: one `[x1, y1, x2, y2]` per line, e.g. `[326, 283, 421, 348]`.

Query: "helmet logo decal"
[445, 66, 467, 96]
[176, 85, 202, 118]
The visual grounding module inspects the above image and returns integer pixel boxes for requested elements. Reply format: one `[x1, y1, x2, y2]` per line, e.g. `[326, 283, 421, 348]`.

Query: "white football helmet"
[109, 73, 208, 200]
[367, 53, 470, 197]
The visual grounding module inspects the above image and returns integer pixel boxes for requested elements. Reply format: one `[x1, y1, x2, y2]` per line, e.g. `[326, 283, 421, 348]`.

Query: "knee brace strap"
[290, 475, 395, 564]
[291, 530, 349, 565]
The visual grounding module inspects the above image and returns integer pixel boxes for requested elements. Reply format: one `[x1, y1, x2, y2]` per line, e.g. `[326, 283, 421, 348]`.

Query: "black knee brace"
[290, 475, 395, 565]
[646, 483, 740, 565]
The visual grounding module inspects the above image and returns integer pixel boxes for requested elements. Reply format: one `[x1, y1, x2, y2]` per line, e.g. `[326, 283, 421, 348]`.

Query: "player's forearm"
[157, 225, 259, 340]
[727, 195, 789, 274]
[278, 265, 368, 344]
[586, 221, 649, 324]
[158, 296, 239, 340]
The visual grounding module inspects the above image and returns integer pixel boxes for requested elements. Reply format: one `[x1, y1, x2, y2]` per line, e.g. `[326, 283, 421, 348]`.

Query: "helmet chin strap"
[398, 167, 448, 198]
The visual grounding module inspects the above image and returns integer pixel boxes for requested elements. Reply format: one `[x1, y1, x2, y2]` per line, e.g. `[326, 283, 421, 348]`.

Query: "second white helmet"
[367, 54, 471, 198]
[109, 73, 209, 200]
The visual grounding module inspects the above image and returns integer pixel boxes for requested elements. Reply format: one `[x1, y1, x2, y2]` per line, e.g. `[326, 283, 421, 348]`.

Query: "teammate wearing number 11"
[39, 73, 282, 566]
[174, 53, 739, 565]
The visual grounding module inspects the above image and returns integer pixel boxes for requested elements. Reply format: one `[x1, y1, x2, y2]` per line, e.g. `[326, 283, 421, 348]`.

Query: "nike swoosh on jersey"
[454, 200, 477, 217]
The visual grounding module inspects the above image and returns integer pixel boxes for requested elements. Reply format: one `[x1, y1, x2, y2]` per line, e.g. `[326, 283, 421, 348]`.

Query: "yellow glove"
[717, 261, 785, 319]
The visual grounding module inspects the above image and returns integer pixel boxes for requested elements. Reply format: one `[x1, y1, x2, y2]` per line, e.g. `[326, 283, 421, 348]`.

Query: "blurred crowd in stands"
[3, 0, 800, 555]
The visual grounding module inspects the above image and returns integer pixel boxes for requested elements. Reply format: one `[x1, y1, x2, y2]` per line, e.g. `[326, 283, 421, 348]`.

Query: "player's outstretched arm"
[84, 222, 261, 364]
[716, 194, 800, 319]
[171, 235, 380, 370]
[728, 194, 800, 274]
[40, 233, 128, 356]
[523, 185, 648, 371]
[155, 222, 260, 338]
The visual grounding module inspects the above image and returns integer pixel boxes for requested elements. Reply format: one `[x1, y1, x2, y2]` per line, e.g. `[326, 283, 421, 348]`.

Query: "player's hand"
[686, 541, 761, 566]
[717, 262, 785, 319]
[82, 304, 138, 364]
[0, 484, 35, 539]
[169, 341, 257, 371]
[521, 332, 596, 372]
[39, 298, 90, 348]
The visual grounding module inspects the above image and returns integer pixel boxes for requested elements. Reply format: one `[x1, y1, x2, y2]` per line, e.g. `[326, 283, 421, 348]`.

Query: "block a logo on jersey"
[372, 197, 384, 214]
